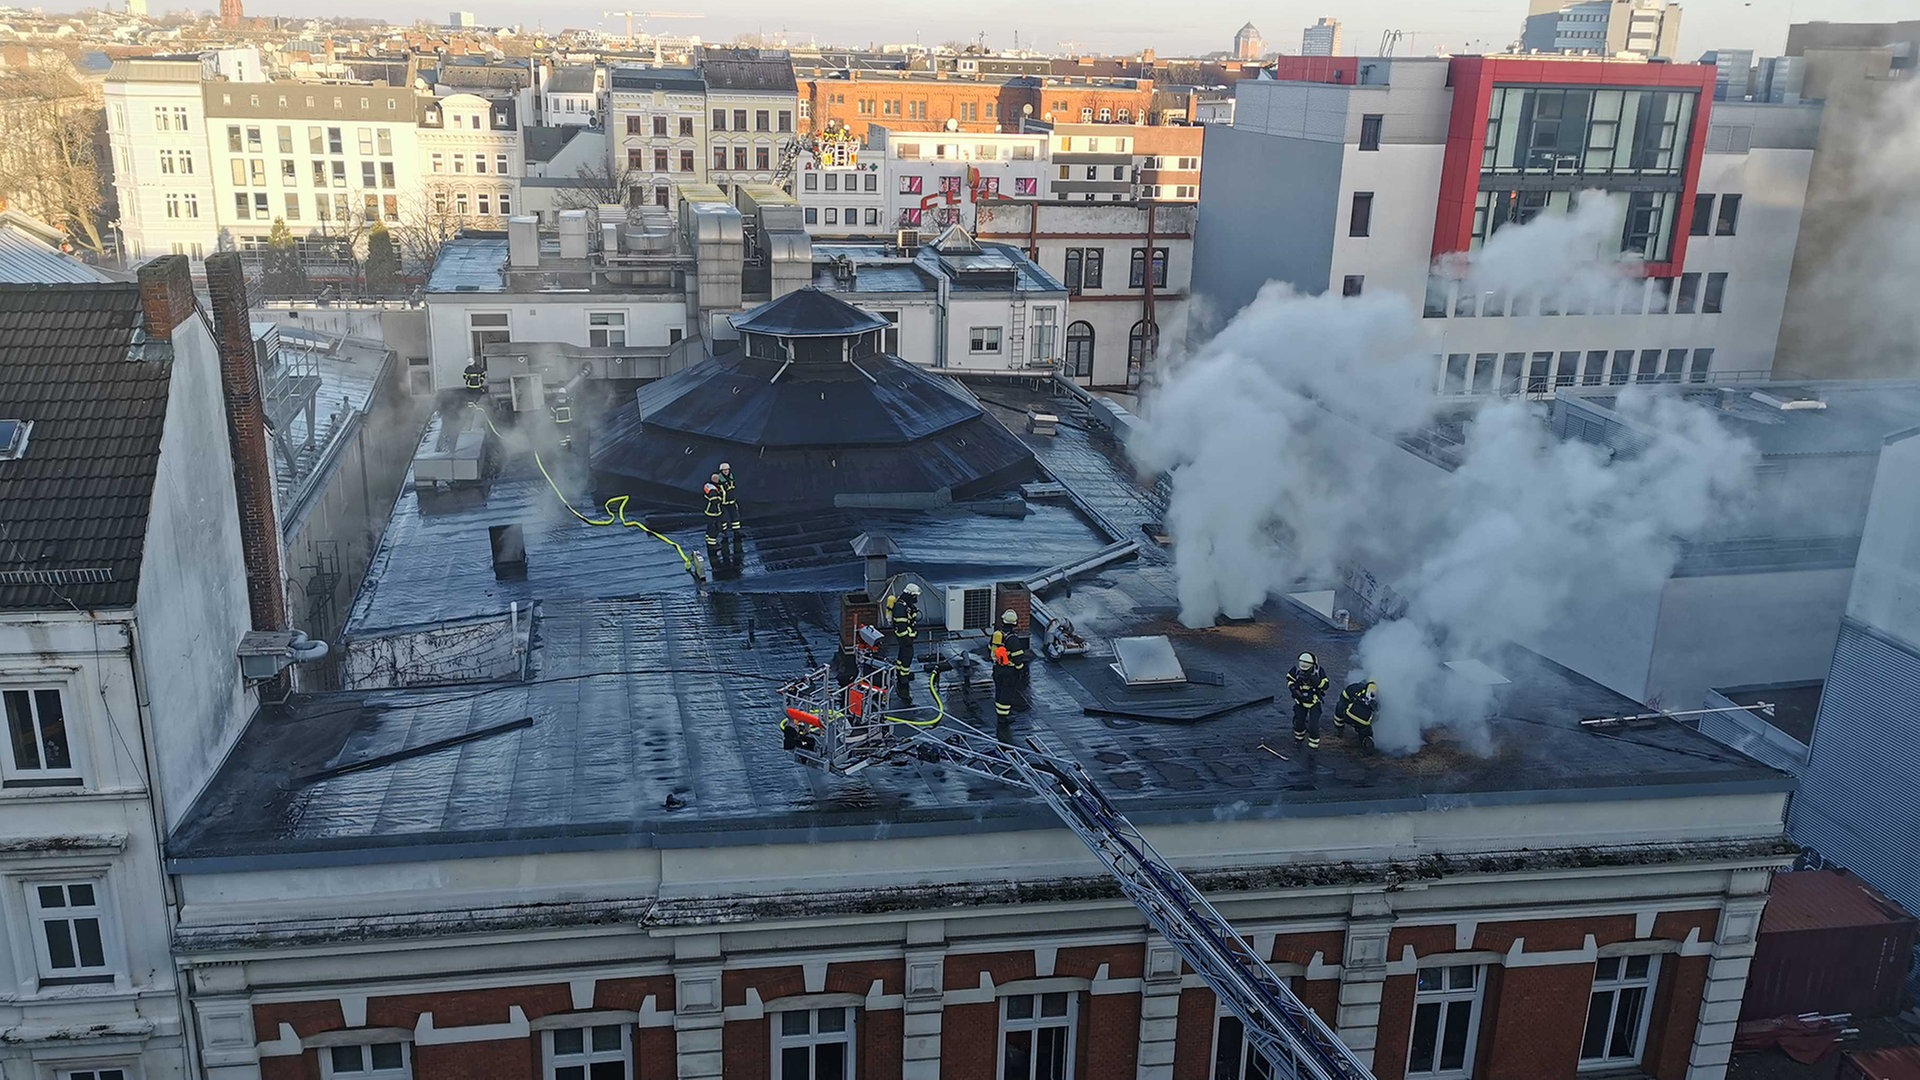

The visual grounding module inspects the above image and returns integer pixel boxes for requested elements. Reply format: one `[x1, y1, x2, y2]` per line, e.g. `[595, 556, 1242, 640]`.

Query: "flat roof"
[1564, 381, 1920, 457]
[167, 385, 1787, 872]
[812, 241, 1066, 296]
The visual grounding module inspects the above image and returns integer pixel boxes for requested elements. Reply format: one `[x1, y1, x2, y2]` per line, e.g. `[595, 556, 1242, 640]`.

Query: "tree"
[262, 219, 307, 296]
[0, 65, 109, 256]
[364, 221, 401, 294]
[554, 161, 642, 211]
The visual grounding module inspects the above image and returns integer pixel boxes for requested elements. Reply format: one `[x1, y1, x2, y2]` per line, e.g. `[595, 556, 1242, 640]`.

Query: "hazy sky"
[100, 0, 1918, 60]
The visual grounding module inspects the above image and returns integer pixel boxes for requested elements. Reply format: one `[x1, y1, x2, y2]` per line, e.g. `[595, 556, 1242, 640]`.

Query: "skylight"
[0, 419, 29, 460]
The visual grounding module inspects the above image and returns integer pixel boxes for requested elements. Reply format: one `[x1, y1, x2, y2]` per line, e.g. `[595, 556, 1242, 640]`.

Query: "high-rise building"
[1195, 55, 1822, 387]
[1233, 22, 1264, 61]
[1301, 16, 1342, 56]
[219, 0, 242, 28]
[1522, 0, 1682, 60]
[449, 10, 476, 27]
[126, 0, 147, 17]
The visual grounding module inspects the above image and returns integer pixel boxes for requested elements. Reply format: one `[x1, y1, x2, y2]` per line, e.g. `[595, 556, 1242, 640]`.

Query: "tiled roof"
[0, 285, 172, 610]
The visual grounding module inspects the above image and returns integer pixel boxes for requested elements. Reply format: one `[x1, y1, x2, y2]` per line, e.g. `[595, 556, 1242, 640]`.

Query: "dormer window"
[0, 419, 29, 460]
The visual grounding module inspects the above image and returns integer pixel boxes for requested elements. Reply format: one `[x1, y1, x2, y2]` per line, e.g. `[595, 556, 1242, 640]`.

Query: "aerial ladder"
[780, 638, 1377, 1080]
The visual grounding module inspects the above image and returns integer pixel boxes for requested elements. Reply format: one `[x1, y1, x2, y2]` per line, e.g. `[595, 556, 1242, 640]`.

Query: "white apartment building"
[702, 50, 800, 197]
[1193, 57, 1821, 394]
[538, 63, 604, 126]
[797, 125, 1049, 237]
[418, 93, 523, 226]
[106, 60, 523, 264]
[0, 258, 260, 1080]
[606, 66, 710, 208]
[978, 200, 1196, 388]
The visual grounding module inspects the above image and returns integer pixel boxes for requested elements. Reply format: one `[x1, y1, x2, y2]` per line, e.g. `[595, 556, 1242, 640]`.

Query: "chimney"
[994, 580, 1031, 631]
[135, 255, 197, 342]
[204, 252, 289, 633]
[850, 532, 899, 600]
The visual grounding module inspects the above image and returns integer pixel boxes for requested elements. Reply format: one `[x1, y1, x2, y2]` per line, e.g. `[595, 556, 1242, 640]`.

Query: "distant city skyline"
[45, 0, 1919, 59]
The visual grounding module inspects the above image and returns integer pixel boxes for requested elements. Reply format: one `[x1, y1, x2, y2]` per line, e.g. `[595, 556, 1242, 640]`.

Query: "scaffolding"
[780, 644, 1378, 1080]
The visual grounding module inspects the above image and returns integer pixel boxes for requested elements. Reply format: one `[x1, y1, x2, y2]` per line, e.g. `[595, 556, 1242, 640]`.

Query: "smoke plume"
[1135, 200, 1756, 753]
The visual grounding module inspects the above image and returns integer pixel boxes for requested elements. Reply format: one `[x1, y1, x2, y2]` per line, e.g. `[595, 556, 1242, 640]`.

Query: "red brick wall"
[1479, 964, 1594, 1080]
[254, 1000, 346, 1040]
[1083, 992, 1141, 1079]
[1372, 974, 1417, 1080]
[259, 1054, 319, 1080]
[1475, 916, 1636, 953]
[636, 1026, 676, 1080]
[1172, 986, 1218, 1080]
[1296, 978, 1341, 1027]
[941, 1001, 998, 1080]
[1643, 955, 1710, 1080]
[204, 251, 288, 633]
[862, 1003, 905, 1080]
[414, 1037, 534, 1080]
[724, 1017, 769, 1079]
[367, 984, 570, 1029]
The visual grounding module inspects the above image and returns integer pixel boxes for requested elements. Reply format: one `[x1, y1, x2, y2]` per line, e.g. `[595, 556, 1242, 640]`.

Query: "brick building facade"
[804, 72, 1157, 140]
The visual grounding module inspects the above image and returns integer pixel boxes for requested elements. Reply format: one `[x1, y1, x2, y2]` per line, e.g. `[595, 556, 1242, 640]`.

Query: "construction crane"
[601, 9, 700, 47]
[780, 642, 1379, 1080]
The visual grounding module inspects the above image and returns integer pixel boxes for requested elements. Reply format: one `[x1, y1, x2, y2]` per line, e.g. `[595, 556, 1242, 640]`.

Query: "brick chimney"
[135, 255, 197, 342]
[203, 252, 288, 633]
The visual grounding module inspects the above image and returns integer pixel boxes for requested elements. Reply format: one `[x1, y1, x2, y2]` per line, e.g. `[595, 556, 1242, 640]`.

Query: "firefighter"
[717, 462, 740, 533]
[1286, 652, 1330, 749]
[702, 473, 726, 565]
[462, 359, 486, 393]
[991, 609, 1028, 722]
[887, 583, 921, 703]
[1335, 679, 1378, 752]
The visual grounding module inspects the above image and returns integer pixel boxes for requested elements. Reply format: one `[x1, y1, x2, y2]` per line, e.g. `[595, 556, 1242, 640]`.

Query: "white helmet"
[903, 583, 921, 597]
[1002, 609, 1019, 626]
[719, 461, 732, 472]
[1296, 652, 1316, 670]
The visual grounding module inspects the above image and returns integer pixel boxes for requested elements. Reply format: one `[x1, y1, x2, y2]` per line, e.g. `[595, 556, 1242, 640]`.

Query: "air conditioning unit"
[945, 584, 993, 631]
[895, 228, 920, 251]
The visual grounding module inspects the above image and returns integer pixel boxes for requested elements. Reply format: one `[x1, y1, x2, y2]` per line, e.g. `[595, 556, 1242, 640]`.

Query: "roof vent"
[1750, 390, 1828, 411]
[0, 419, 31, 460]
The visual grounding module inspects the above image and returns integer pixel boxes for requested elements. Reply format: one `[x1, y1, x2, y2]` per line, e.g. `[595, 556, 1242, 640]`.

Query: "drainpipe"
[1138, 200, 1158, 388]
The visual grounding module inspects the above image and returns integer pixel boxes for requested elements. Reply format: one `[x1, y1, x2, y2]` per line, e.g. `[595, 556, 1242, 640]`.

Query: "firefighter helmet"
[903, 583, 921, 597]
[1296, 652, 1316, 670]
[1364, 681, 1378, 702]
[719, 462, 732, 472]
[1002, 609, 1019, 626]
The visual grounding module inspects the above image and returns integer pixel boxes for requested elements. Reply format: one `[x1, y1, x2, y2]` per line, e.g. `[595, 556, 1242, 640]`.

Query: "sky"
[91, 0, 1920, 58]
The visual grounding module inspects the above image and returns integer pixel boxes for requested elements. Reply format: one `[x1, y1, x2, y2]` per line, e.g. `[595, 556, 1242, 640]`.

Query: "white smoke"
[1135, 201, 1758, 753]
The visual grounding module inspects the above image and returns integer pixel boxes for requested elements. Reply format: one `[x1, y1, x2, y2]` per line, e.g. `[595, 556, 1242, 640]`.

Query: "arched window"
[1127, 319, 1159, 369]
[1065, 321, 1095, 380]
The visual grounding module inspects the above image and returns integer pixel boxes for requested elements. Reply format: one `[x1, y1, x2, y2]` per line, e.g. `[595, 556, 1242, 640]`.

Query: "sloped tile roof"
[0, 284, 172, 610]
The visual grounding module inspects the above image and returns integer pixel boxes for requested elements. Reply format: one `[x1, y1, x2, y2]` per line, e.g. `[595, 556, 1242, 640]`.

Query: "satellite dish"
[945, 117, 960, 131]
[1022, 103, 1033, 116]
[1043, 111, 1053, 122]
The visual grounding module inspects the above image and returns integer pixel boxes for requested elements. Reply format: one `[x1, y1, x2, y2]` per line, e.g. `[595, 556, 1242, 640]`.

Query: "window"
[755, 109, 771, 132]
[1031, 306, 1058, 362]
[500, 192, 513, 216]
[1113, 165, 1127, 181]
[824, 208, 838, 225]
[714, 147, 728, 171]
[733, 109, 748, 131]
[734, 147, 748, 171]
[779, 111, 793, 132]
[1342, 275, 1364, 297]
[865, 208, 879, 226]
[1703, 272, 1727, 314]
[497, 153, 510, 175]
[4, 687, 75, 784]
[1360, 114, 1383, 151]
[227, 124, 243, 153]
[380, 130, 394, 156]
[773, 1007, 853, 1080]
[1349, 192, 1373, 237]
[1689, 347, 1715, 382]
[1639, 348, 1663, 382]
[362, 162, 378, 187]
[327, 127, 343, 155]
[680, 150, 695, 173]
[1443, 354, 1470, 394]
[475, 154, 489, 175]
[165, 194, 181, 219]
[432, 152, 445, 174]
[544, 1025, 629, 1080]
[757, 147, 771, 170]
[62, 1069, 131, 1080]
[470, 312, 511, 358]
[1001, 992, 1075, 1080]
[27, 881, 113, 983]
[711, 108, 726, 131]
[286, 195, 301, 221]
[804, 173, 818, 192]
[323, 1043, 410, 1079]
[1690, 194, 1715, 236]
[651, 115, 668, 137]
[1128, 319, 1158, 367]
[1583, 955, 1658, 1065]
[655, 149, 670, 171]
[627, 116, 642, 135]
[1063, 247, 1103, 292]
[1064, 321, 1094, 379]
[970, 326, 1002, 354]
[900, 175, 923, 195]
[233, 194, 252, 220]
[1129, 247, 1168, 289]
[1715, 193, 1741, 235]
[804, 207, 818, 225]
[1528, 352, 1554, 394]
[1499, 353, 1523, 394]
[1676, 272, 1701, 314]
